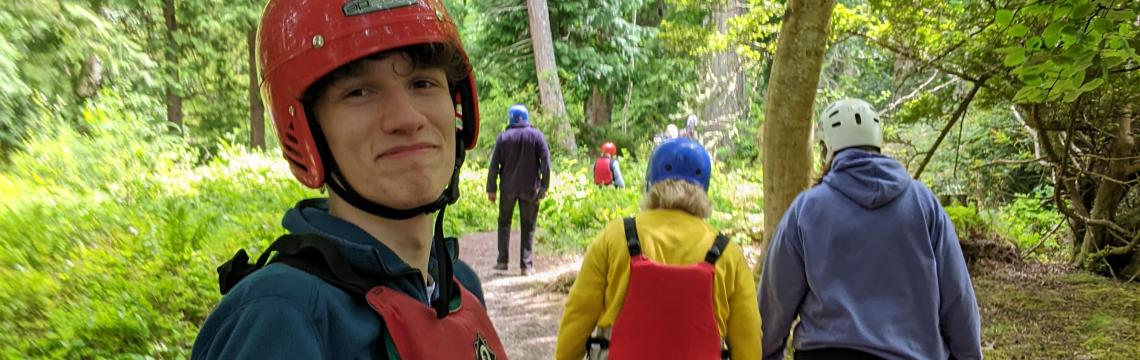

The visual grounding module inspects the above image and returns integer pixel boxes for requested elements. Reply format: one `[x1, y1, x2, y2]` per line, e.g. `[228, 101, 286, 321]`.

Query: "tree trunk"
[526, 0, 577, 154]
[1078, 104, 1133, 271]
[699, 0, 747, 160]
[163, 0, 183, 131]
[248, 30, 266, 150]
[75, 54, 104, 99]
[760, 0, 838, 246]
[585, 85, 612, 127]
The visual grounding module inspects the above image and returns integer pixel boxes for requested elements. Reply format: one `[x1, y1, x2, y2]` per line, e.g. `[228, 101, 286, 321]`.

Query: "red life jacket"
[367, 279, 507, 360]
[218, 234, 507, 360]
[605, 217, 730, 360]
[594, 157, 613, 185]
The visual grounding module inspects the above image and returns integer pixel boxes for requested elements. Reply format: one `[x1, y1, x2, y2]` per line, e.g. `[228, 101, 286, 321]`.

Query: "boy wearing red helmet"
[593, 141, 625, 188]
[192, 1, 506, 359]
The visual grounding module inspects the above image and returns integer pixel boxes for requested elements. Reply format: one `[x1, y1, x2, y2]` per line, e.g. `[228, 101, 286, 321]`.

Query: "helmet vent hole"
[829, 110, 840, 118]
[855, 113, 862, 125]
[665, 164, 673, 171]
[696, 169, 702, 175]
[874, 117, 880, 123]
[831, 122, 842, 128]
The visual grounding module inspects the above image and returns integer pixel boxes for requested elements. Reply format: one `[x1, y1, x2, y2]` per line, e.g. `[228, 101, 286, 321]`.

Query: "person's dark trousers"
[497, 191, 539, 269]
[794, 348, 885, 360]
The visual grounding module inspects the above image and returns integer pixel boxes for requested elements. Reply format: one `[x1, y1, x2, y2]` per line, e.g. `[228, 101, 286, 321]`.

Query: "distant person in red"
[593, 141, 626, 188]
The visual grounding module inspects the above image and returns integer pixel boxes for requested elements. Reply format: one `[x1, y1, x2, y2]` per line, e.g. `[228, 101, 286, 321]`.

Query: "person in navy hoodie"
[191, 0, 506, 359]
[486, 104, 552, 276]
[757, 98, 982, 360]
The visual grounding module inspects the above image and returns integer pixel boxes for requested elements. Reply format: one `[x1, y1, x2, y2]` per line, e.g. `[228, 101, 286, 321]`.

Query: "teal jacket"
[191, 198, 485, 359]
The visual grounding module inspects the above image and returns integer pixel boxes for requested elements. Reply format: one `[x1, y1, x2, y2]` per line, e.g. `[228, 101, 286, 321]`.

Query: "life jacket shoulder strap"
[216, 233, 376, 296]
[620, 216, 729, 265]
[704, 234, 730, 265]
[622, 217, 641, 257]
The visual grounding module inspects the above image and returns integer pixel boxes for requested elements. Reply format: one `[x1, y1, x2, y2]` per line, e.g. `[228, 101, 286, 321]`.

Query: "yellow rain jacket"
[555, 209, 762, 360]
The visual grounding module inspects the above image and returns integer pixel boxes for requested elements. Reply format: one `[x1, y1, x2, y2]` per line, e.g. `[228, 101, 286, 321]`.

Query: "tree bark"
[75, 54, 104, 99]
[1078, 104, 1133, 268]
[761, 0, 837, 246]
[163, 0, 183, 131]
[699, 0, 747, 160]
[585, 85, 611, 127]
[526, 0, 576, 154]
[248, 30, 265, 150]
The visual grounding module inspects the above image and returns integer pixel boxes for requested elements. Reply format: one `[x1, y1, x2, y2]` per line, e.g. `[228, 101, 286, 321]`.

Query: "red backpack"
[587, 217, 730, 359]
[594, 157, 613, 185]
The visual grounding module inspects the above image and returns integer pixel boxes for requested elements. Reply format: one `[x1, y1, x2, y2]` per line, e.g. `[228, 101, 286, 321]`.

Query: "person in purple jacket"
[758, 98, 982, 360]
[487, 104, 551, 276]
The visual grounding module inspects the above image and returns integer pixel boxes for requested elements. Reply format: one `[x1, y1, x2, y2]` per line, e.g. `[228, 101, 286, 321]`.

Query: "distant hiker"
[593, 141, 626, 188]
[487, 104, 552, 276]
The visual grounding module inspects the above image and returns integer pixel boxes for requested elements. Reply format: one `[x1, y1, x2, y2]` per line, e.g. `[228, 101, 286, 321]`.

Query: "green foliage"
[997, 188, 1065, 254]
[0, 0, 146, 154]
[0, 110, 315, 357]
[997, 1, 1138, 103]
[945, 202, 988, 239]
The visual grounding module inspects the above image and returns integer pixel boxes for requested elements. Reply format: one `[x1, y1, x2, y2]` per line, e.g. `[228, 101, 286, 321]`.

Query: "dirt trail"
[458, 230, 581, 360]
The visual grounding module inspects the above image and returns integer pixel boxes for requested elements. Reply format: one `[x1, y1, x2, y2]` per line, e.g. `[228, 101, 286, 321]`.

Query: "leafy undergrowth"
[974, 260, 1140, 359]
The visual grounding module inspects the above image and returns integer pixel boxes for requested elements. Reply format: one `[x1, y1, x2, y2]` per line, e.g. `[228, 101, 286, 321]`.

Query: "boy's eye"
[345, 89, 371, 97]
[413, 80, 437, 89]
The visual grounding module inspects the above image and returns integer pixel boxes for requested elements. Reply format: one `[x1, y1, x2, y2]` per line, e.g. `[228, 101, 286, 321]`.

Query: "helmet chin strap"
[310, 114, 465, 318]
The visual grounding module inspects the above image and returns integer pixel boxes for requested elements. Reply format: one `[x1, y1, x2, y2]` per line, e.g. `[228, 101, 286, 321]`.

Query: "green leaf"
[1107, 10, 1136, 22]
[1007, 24, 1029, 37]
[1060, 25, 1079, 46]
[1092, 19, 1112, 35]
[1072, 3, 1094, 19]
[1004, 48, 1027, 67]
[995, 9, 1013, 27]
[1042, 23, 1063, 47]
[1062, 90, 1081, 102]
[1052, 6, 1070, 21]
[1107, 37, 1124, 50]
[1014, 86, 1044, 103]
[1027, 36, 1043, 49]
[1078, 78, 1104, 93]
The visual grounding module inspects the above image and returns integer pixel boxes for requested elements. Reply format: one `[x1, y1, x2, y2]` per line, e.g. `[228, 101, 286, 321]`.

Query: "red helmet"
[601, 142, 617, 156]
[257, 0, 479, 188]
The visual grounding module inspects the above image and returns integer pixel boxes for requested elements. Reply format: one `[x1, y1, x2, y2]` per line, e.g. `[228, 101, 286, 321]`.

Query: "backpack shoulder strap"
[216, 233, 375, 296]
[622, 217, 642, 257]
[704, 233, 730, 265]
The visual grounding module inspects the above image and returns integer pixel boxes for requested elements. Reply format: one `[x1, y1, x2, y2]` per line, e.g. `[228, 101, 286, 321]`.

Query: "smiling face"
[309, 52, 457, 210]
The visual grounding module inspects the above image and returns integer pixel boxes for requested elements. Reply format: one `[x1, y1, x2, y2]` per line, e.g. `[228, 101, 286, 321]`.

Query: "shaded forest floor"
[973, 260, 1140, 359]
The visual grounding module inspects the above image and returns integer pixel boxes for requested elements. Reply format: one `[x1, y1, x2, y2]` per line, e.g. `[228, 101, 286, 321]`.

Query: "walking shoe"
[493, 263, 508, 271]
[520, 267, 533, 276]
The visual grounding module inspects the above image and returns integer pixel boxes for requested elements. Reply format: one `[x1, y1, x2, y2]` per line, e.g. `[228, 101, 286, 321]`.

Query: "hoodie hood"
[822, 149, 911, 209]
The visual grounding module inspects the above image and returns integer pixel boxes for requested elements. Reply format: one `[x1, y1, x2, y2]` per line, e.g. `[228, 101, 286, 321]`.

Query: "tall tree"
[247, 29, 264, 150]
[761, 0, 837, 246]
[162, 0, 183, 131]
[699, 0, 748, 159]
[526, 0, 577, 154]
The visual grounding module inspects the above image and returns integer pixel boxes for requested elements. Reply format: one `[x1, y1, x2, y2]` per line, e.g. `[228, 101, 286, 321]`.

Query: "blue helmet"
[508, 104, 529, 126]
[646, 138, 712, 191]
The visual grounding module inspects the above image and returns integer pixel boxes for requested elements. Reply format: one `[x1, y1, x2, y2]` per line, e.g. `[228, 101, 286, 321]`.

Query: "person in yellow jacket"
[556, 138, 762, 360]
